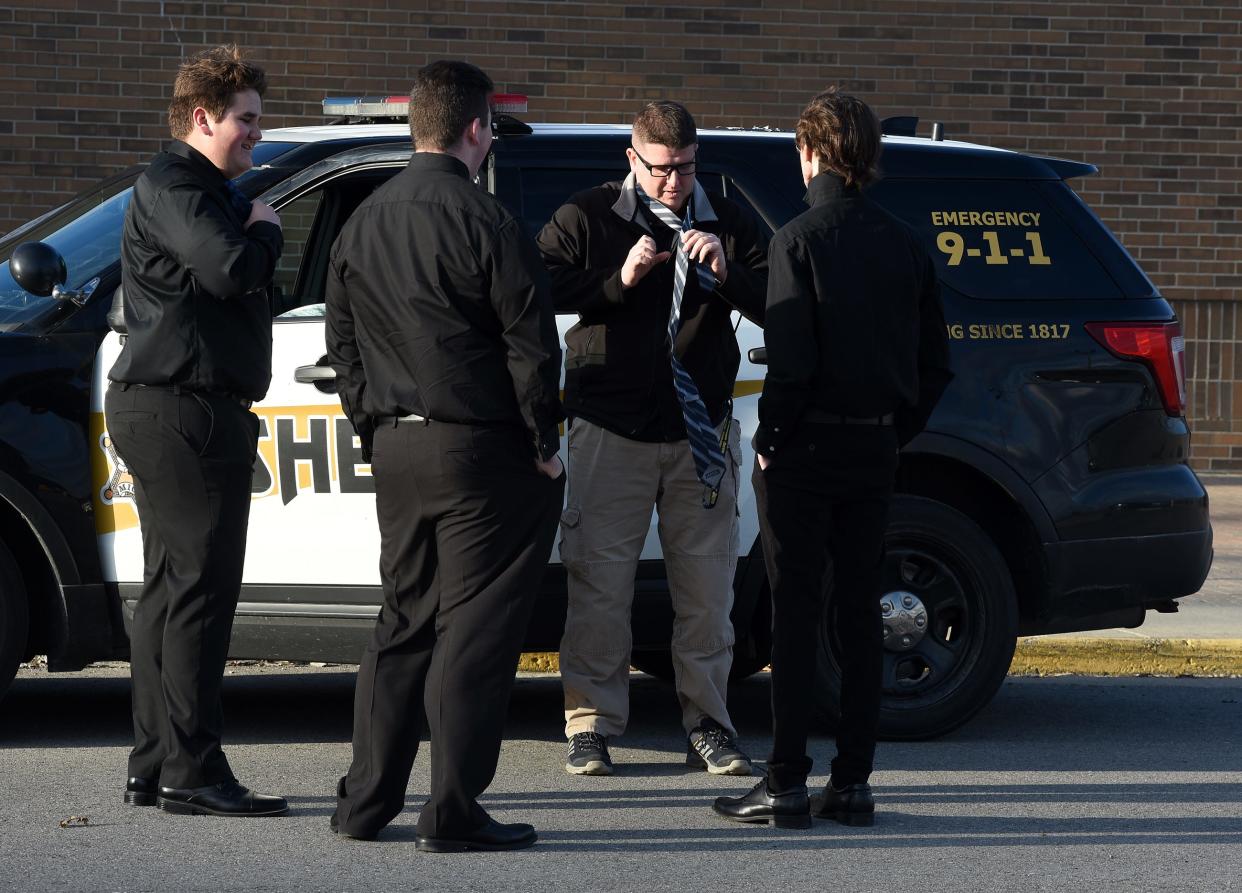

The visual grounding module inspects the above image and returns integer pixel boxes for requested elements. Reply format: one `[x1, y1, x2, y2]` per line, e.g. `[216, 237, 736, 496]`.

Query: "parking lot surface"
[1, 666, 1239, 892]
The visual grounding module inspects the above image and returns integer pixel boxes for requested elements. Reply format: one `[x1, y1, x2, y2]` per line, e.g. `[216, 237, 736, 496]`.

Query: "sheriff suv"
[0, 97, 1212, 739]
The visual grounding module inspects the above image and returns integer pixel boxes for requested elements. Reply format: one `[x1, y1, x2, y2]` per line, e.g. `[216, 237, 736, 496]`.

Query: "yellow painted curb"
[1009, 637, 1242, 677]
[520, 639, 1242, 677]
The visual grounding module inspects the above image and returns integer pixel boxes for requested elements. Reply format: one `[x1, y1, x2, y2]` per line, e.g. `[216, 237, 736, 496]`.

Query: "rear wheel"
[813, 495, 1018, 740]
[0, 540, 30, 702]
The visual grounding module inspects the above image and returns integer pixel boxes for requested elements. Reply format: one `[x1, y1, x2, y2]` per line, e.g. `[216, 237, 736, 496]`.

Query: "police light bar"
[323, 93, 529, 118]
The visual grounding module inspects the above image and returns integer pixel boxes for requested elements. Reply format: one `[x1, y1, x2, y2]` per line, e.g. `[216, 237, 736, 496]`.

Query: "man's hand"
[246, 199, 281, 230]
[620, 235, 671, 288]
[535, 454, 564, 479]
[756, 453, 770, 471]
[682, 229, 727, 284]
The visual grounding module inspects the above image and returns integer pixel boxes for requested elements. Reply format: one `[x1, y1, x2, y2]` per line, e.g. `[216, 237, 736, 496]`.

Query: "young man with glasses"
[538, 100, 768, 778]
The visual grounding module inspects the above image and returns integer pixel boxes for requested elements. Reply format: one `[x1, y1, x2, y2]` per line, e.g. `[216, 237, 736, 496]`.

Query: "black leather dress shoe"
[712, 779, 812, 829]
[124, 776, 158, 807]
[811, 781, 875, 826]
[415, 817, 537, 853]
[156, 780, 289, 817]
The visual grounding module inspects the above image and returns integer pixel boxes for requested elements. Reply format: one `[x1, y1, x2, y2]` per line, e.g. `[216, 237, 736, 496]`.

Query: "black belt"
[804, 409, 894, 426]
[109, 381, 254, 410]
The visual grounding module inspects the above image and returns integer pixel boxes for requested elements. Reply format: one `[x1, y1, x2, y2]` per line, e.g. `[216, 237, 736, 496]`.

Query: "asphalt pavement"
[2, 479, 1240, 891]
[1, 667, 1240, 892]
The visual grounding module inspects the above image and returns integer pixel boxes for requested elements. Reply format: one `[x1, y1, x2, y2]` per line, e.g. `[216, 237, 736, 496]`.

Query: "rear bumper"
[1034, 524, 1213, 633]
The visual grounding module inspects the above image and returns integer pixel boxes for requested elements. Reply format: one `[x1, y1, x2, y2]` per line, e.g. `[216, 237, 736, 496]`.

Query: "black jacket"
[326, 153, 564, 462]
[109, 141, 283, 402]
[538, 176, 768, 439]
[755, 172, 952, 455]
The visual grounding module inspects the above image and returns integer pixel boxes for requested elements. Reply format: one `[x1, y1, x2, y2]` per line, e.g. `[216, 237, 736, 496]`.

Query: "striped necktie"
[636, 185, 726, 506]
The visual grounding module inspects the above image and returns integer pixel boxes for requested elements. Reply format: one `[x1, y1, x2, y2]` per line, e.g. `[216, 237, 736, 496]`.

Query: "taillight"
[1085, 321, 1186, 417]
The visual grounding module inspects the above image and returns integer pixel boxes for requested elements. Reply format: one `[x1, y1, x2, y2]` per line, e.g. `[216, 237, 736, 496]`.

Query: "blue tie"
[636, 185, 727, 507]
[224, 179, 252, 221]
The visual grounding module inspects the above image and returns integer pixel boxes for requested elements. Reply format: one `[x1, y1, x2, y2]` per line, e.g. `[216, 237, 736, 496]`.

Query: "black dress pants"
[333, 420, 564, 839]
[753, 422, 898, 792]
[105, 383, 259, 789]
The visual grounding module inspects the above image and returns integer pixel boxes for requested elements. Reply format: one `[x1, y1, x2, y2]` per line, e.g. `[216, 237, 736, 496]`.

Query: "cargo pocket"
[559, 505, 583, 569]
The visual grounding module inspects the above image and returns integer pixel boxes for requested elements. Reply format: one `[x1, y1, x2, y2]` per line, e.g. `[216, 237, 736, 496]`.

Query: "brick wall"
[1, 1, 1238, 465]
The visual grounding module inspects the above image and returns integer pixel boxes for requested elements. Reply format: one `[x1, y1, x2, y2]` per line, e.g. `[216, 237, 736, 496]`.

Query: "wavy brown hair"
[167, 45, 267, 139]
[795, 88, 881, 188]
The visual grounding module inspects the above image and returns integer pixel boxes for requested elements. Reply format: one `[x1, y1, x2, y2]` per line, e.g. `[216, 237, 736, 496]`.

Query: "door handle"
[295, 356, 339, 395]
[294, 364, 336, 383]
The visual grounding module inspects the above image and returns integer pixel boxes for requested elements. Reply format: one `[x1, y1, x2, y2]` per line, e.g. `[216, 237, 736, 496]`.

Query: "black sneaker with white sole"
[566, 731, 614, 776]
[687, 718, 753, 776]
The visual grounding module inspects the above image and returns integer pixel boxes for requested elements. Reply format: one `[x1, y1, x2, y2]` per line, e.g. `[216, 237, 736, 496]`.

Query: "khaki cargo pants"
[559, 418, 742, 739]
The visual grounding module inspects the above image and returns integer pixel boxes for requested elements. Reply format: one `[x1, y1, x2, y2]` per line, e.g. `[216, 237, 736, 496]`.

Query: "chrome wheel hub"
[881, 590, 928, 652]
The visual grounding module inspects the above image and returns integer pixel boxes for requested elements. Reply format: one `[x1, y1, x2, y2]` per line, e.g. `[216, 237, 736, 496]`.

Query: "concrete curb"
[516, 638, 1242, 677]
[1008, 637, 1242, 677]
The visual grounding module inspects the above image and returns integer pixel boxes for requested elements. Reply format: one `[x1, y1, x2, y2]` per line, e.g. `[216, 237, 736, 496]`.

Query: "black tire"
[0, 540, 30, 703]
[812, 495, 1018, 740]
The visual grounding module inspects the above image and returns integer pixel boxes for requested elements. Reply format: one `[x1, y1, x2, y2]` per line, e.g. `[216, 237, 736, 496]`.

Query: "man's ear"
[468, 116, 486, 146]
[192, 106, 213, 136]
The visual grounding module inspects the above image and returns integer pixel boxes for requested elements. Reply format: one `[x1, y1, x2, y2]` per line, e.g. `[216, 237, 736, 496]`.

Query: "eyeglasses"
[632, 147, 697, 178]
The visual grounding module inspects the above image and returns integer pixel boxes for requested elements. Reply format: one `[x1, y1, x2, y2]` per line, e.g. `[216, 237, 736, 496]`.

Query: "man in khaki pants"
[538, 101, 768, 776]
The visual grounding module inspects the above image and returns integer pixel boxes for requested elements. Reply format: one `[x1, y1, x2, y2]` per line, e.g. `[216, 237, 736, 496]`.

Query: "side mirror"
[748, 347, 768, 365]
[10, 241, 66, 297]
[8, 241, 98, 306]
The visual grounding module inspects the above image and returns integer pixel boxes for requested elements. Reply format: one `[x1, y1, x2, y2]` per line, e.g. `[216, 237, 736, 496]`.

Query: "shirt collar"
[611, 171, 720, 231]
[406, 152, 472, 179]
[165, 140, 230, 189]
[803, 171, 856, 207]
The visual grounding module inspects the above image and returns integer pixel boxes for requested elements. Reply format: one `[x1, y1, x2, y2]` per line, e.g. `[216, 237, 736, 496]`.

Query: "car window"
[509, 166, 738, 241]
[0, 180, 135, 329]
[868, 178, 1123, 300]
[507, 167, 626, 238]
[273, 168, 401, 320]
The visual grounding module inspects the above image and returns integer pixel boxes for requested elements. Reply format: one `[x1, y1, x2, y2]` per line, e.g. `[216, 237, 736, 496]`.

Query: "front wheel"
[0, 540, 30, 703]
[813, 495, 1018, 740]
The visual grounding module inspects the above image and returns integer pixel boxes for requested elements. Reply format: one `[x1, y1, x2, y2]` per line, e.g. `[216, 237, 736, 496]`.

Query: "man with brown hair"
[539, 100, 767, 777]
[327, 60, 564, 851]
[713, 89, 951, 829]
[106, 45, 286, 816]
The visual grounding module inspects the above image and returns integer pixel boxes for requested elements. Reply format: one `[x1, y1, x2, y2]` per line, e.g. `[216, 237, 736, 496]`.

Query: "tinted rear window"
[869, 179, 1124, 300]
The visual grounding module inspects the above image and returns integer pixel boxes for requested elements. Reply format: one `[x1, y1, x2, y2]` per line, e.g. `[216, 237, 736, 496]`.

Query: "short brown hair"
[167, 45, 267, 139]
[632, 101, 697, 149]
[409, 60, 494, 151]
[795, 88, 882, 188]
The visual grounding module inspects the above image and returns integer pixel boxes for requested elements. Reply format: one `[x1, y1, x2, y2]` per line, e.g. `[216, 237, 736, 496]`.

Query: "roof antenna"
[931, 122, 944, 141]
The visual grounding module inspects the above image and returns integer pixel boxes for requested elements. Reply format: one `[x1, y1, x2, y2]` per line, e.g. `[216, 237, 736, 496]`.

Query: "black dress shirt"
[755, 172, 952, 455]
[109, 141, 283, 401]
[326, 152, 564, 461]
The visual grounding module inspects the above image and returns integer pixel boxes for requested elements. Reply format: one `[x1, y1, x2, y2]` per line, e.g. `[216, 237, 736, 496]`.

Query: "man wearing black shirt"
[539, 101, 767, 778]
[714, 90, 952, 830]
[326, 61, 564, 852]
[105, 46, 286, 817]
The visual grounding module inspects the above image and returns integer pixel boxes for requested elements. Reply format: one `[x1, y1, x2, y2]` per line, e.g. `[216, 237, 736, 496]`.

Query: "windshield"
[0, 142, 299, 331]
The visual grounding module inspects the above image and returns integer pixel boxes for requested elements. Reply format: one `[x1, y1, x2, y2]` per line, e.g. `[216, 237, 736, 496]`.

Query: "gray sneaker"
[687, 718, 753, 776]
[566, 731, 614, 776]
